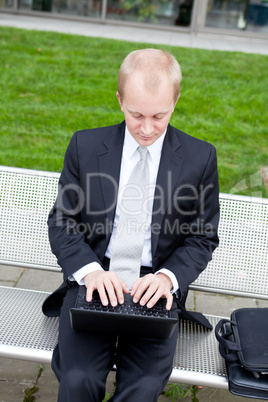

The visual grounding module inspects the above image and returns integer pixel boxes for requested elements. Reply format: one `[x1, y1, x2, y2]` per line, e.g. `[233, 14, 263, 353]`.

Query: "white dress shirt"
[72, 126, 179, 293]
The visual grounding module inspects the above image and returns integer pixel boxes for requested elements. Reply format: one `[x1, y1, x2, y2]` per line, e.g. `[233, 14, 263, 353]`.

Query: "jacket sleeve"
[160, 145, 220, 297]
[48, 132, 102, 281]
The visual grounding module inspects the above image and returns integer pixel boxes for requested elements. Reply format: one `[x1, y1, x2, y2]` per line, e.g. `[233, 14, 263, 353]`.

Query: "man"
[43, 48, 219, 401]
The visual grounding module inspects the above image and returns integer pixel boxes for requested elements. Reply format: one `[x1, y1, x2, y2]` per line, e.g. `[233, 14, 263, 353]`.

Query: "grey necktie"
[109, 146, 149, 289]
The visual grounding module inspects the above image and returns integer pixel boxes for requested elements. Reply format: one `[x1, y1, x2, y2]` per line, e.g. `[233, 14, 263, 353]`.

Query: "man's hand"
[84, 270, 129, 307]
[131, 273, 173, 310]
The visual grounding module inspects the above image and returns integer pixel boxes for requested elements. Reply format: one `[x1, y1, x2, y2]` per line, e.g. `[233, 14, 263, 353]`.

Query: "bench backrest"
[0, 165, 267, 299]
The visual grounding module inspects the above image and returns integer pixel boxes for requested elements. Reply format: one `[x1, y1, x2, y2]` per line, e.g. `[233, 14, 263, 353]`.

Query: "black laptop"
[70, 286, 179, 339]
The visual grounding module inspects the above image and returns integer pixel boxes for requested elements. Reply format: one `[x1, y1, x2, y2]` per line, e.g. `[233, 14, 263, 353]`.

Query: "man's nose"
[141, 119, 154, 135]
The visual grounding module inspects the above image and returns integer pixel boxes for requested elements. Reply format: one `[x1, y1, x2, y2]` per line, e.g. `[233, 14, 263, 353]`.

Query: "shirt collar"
[124, 125, 167, 160]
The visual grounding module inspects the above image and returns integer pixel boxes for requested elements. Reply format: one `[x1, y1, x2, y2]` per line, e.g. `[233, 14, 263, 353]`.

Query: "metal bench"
[0, 165, 267, 390]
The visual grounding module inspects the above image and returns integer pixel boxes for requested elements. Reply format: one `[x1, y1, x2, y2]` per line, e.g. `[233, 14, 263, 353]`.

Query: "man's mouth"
[139, 134, 154, 140]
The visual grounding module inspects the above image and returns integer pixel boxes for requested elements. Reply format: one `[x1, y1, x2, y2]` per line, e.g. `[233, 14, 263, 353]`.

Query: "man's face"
[117, 71, 177, 147]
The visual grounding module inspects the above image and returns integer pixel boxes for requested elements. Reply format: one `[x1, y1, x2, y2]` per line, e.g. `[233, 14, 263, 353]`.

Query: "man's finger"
[86, 287, 93, 303]
[97, 284, 109, 306]
[115, 279, 130, 304]
[130, 277, 143, 299]
[165, 294, 173, 310]
[103, 281, 119, 306]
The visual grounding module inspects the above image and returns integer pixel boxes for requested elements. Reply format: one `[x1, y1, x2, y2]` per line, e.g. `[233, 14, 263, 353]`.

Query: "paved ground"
[0, 12, 268, 55]
[1, 12, 268, 402]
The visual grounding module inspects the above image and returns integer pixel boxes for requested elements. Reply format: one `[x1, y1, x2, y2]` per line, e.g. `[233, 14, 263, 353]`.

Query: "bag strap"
[215, 319, 242, 362]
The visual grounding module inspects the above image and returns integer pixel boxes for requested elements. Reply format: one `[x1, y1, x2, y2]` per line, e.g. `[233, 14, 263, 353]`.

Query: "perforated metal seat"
[0, 285, 228, 388]
[0, 286, 58, 362]
[194, 193, 268, 299]
[0, 166, 60, 271]
[0, 165, 267, 389]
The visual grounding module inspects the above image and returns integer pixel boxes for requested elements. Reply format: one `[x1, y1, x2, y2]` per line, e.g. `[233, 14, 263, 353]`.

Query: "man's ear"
[116, 92, 124, 113]
[116, 92, 122, 107]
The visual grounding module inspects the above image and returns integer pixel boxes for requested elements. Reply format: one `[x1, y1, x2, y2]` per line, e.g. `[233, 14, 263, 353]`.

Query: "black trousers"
[52, 275, 179, 402]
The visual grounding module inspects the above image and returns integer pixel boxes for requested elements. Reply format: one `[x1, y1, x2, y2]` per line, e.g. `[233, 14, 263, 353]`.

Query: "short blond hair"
[117, 48, 182, 103]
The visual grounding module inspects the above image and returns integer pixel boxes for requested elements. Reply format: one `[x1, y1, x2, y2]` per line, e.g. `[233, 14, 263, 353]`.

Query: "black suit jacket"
[47, 121, 219, 308]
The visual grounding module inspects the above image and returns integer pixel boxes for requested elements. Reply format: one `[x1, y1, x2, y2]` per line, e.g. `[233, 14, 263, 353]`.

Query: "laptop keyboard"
[77, 292, 169, 318]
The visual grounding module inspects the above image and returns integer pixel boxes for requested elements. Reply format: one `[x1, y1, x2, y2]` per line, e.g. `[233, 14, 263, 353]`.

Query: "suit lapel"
[97, 123, 125, 227]
[151, 125, 184, 256]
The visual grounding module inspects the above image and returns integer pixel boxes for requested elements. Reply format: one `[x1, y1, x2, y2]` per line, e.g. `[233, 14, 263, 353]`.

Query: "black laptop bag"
[215, 308, 268, 399]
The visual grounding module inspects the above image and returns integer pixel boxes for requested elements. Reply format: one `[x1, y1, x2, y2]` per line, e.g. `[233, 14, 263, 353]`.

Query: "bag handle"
[215, 319, 242, 362]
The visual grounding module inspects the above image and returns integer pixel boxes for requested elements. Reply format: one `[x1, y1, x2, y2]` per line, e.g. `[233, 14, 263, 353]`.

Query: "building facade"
[1, 0, 268, 39]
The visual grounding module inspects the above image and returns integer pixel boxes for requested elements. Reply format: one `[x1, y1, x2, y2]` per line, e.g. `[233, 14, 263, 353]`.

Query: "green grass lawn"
[0, 26, 267, 197]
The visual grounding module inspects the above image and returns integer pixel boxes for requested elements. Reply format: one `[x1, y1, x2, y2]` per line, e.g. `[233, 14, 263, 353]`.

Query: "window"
[19, 0, 102, 18]
[205, 0, 268, 33]
[106, 0, 194, 27]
